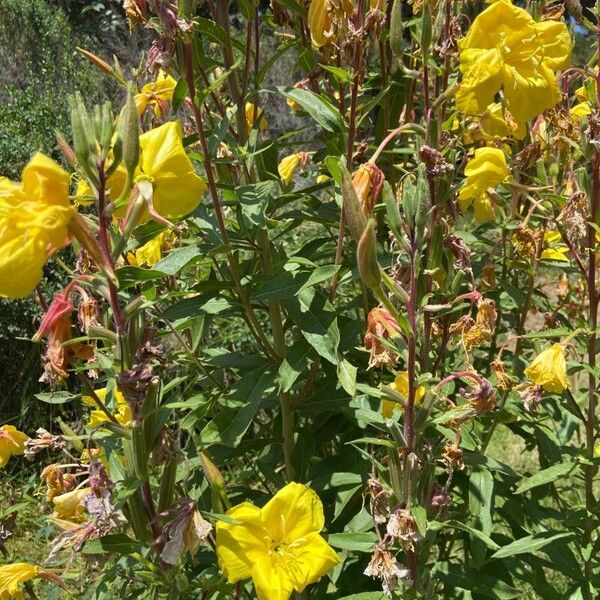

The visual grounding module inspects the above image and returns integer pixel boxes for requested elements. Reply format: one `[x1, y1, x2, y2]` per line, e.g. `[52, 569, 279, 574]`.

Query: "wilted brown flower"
[516, 382, 543, 412]
[420, 145, 454, 178]
[481, 264, 496, 289]
[461, 299, 497, 352]
[513, 226, 539, 260]
[41, 465, 66, 501]
[24, 428, 65, 460]
[449, 315, 475, 336]
[158, 500, 213, 565]
[386, 508, 421, 548]
[364, 307, 401, 369]
[366, 478, 390, 524]
[491, 360, 513, 391]
[441, 443, 464, 471]
[364, 545, 411, 594]
[558, 190, 588, 249]
[463, 377, 496, 415]
[352, 163, 385, 215]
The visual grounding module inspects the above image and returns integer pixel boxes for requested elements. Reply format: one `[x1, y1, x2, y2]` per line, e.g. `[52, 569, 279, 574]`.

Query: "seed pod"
[357, 219, 381, 290]
[389, 0, 403, 58]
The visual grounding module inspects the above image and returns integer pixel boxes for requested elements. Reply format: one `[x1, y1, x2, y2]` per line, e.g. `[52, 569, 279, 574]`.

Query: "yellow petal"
[0, 563, 42, 599]
[216, 503, 266, 584]
[138, 121, 207, 220]
[261, 482, 325, 542]
[0, 426, 29, 468]
[524, 343, 569, 393]
[21, 153, 70, 207]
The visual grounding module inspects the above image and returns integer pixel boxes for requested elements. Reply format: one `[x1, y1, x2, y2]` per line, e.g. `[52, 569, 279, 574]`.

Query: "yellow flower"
[245, 102, 267, 132]
[382, 371, 426, 418]
[455, 0, 572, 123]
[278, 154, 302, 184]
[570, 102, 592, 119]
[458, 147, 509, 222]
[0, 563, 42, 599]
[133, 121, 207, 222]
[0, 154, 74, 298]
[0, 426, 28, 468]
[308, 0, 332, 48]
[135, 70, 177, 116]
[479, 103, 526, 141]
[127, 230, 173, 267]
[541, 231, 569, 262]
[524, 343, 569, 393]
[216, 482, 339, 600]
[52, 487, 91, 523]
[82, 388, 132, 428]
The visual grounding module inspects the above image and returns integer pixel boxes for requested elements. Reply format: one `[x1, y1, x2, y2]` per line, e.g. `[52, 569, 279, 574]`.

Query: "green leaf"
[283, 288, 340, 365]
[327, 531, 377, 552]
[236, 181, 277, 228]
[201, 365, 276, 446]
[442, 520, 500, 551]
[491, 532, 574, 559]
[82, 534, 143, 555]
[320, 64, 352, 83]
[35, 391, 80, 404]
[279, 87, 343, 133]
[274, 0, 307, 17]
[337, 594, 386, 600]
[412, 505, 427, 537]
[154, 245, 202, 275]
[277, 340, 313, 392]
[521, 327, 573, 339]
[514, 462, 577, 494]
[172, 78, 188, 113]
[162, 295, 233, 321]
[116, 266, 164, 288]
[337, 358, 357, 396]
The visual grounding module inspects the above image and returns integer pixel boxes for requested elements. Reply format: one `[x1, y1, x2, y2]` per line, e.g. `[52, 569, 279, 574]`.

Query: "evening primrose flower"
[216, 482, 339, 600]
[524, 343, 569, 393]
[0, 426, 28, 468]
[52, 487, 91, 523]
[382, 371, 426, 418]
[541, 231, 569, 262]
[278, 153, 302, 184]
[245, 102, 267, 132]
[0, 563, 43, 599]
[308, 0, 332, 48]
[458, 147, 509, 222]
[135, 70, 177, 116]
[82, 388, 132, 428]
[0, 153, 74, 298]
[134, 121, 207, 222]
[127, 230, 173, 267]
[479, 103, 526, 141]
[456, 0, 572, 123]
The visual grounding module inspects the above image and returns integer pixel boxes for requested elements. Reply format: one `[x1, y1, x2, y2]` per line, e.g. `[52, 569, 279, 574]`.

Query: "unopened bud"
[357, 219, 381, 289]
[420, 2, 432, 56]
[342, 166, 368, 243]
[121, 90, 140, 178]
[389, 0, 404, 58]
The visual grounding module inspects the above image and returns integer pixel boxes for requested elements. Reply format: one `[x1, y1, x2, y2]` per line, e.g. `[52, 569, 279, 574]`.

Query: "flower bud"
[357, 219, 381, 289]
[389, 0, 404, 58]
[121, 90, 140, 180]
[341, 166, 368, 243]
[420, 2, 432, 56]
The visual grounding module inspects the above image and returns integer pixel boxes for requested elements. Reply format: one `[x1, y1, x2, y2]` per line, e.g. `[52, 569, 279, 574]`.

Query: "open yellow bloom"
[216, 482, 339, 600]
[134, 121, 207, 222]
[245, 102, 267, 132]
[541, 231, 569, 262]
[135, 70, 177, 116]
[0, 563, 42, 599]
[458, 147, 508, 222]
[308, 0, 332, 48]
[52, 487, 91, 523]
[0, 154, 74, 298]
[278, 154, 302, 184]
[0, 426, 28, 468]
[479, 103, 526, 141]
[456, 0, 572, 123]
[82, 388, 132, 428]
[382, 371, 426, 418]
[524, 343, 569, 393]
[127, 230, 173, 267]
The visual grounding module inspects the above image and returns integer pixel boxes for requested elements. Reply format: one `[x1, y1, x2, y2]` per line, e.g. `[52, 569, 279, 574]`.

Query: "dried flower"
[441, 443, 464, 471]
[516, 382, 543, 411]
[364, 307, 401, 369]
[364, 545, 411, 595]
[366, 478, 390, 524]
[386, 508, 421, 548]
